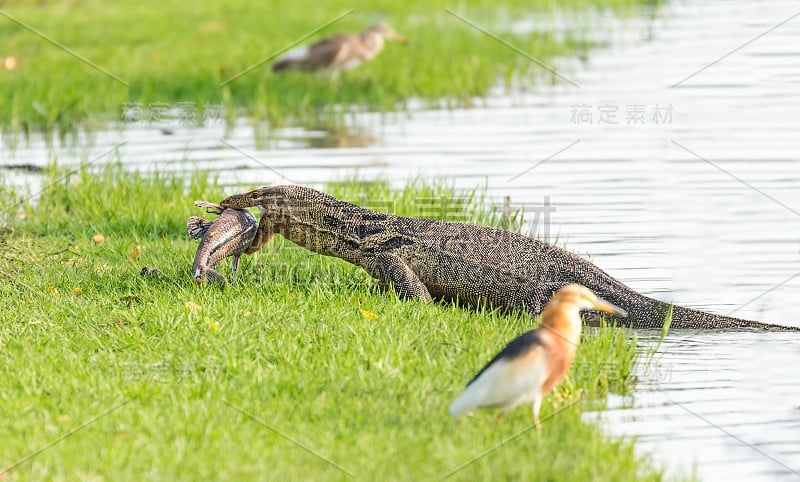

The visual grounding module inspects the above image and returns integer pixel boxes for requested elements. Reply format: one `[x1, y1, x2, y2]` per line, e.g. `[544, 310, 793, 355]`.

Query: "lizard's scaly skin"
[220, 185, 796, 331]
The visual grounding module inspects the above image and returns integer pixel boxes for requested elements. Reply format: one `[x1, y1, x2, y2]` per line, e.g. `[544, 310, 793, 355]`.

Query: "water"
[595, 331, 800, 480]
[2, 0, 800, 479]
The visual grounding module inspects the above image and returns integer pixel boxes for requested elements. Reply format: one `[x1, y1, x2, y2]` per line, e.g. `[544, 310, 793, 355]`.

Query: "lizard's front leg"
[363, 253, 433, 302]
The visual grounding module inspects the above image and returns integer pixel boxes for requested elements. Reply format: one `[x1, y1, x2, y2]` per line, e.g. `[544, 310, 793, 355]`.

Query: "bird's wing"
[273, 36, 342, 70]
[280, 34, 349, 70]
[301, 34, 354, 69]
[465, 330, 544, 386]
[450, 343, 549, 416]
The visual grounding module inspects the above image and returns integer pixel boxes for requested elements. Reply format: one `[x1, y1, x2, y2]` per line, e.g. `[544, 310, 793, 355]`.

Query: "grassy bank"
[0, 166, 670, 480]
[0, 0, 652, 135]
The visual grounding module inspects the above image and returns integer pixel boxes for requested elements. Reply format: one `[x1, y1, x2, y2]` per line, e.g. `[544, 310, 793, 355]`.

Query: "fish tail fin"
[187, 216, 213, 240]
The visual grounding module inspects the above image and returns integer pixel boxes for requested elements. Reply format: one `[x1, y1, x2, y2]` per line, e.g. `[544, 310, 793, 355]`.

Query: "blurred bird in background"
[272, 23, 406, 74]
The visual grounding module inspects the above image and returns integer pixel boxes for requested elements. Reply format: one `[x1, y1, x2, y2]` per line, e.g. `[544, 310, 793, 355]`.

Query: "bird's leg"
[496, 412, 507, 424]
[328, 71, 340, 93]
[532, 395, 543, 432]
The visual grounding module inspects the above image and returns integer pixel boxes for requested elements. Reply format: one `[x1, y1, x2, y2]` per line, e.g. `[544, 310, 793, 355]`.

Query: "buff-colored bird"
[271, 23, 406, 74]
[449, 284, 627, 430]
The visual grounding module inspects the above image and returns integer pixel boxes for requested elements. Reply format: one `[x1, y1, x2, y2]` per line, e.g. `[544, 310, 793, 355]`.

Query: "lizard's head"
[220, 187, 271, 209]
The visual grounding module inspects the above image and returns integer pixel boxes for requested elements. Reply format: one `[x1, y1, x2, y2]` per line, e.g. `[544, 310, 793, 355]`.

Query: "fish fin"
[231, 254, 241, 280]
[207, 267, 229, 290]
[187, 216, 213, 240]
[195, 266, 228, 285]
[194, 200, 224, 215]
[242, 222, 257, 237]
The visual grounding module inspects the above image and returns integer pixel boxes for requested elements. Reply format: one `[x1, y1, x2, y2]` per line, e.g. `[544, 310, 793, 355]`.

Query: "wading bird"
[271, 23, 406, 74]
[449, 284, 627, 430]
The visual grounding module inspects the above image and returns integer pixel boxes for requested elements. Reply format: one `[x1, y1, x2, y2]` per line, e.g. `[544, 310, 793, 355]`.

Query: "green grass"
[0, 0, 655, 135]
[0, 166, 671, 481]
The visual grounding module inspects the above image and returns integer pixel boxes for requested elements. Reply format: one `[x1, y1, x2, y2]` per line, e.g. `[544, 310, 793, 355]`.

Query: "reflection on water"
[301, 127, 380, 149]
[2, 0, 800, 480]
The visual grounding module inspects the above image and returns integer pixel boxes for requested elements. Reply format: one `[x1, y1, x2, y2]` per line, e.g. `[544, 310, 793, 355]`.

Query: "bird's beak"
[592, 298, 628, 317]
[393, 33, 408, 45]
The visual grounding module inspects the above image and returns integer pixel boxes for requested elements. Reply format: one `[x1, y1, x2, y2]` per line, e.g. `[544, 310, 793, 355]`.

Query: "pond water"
[2, 0, 799, 479]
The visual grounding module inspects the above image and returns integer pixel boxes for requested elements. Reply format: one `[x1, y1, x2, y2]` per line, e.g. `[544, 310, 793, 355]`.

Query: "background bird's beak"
[592, 298, 628, 317]
[393, 33, 408, 45]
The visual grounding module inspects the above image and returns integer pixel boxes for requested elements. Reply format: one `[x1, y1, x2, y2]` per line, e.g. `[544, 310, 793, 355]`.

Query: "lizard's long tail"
[602, 290, 799, 331]
[557, 254, 799, 331]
